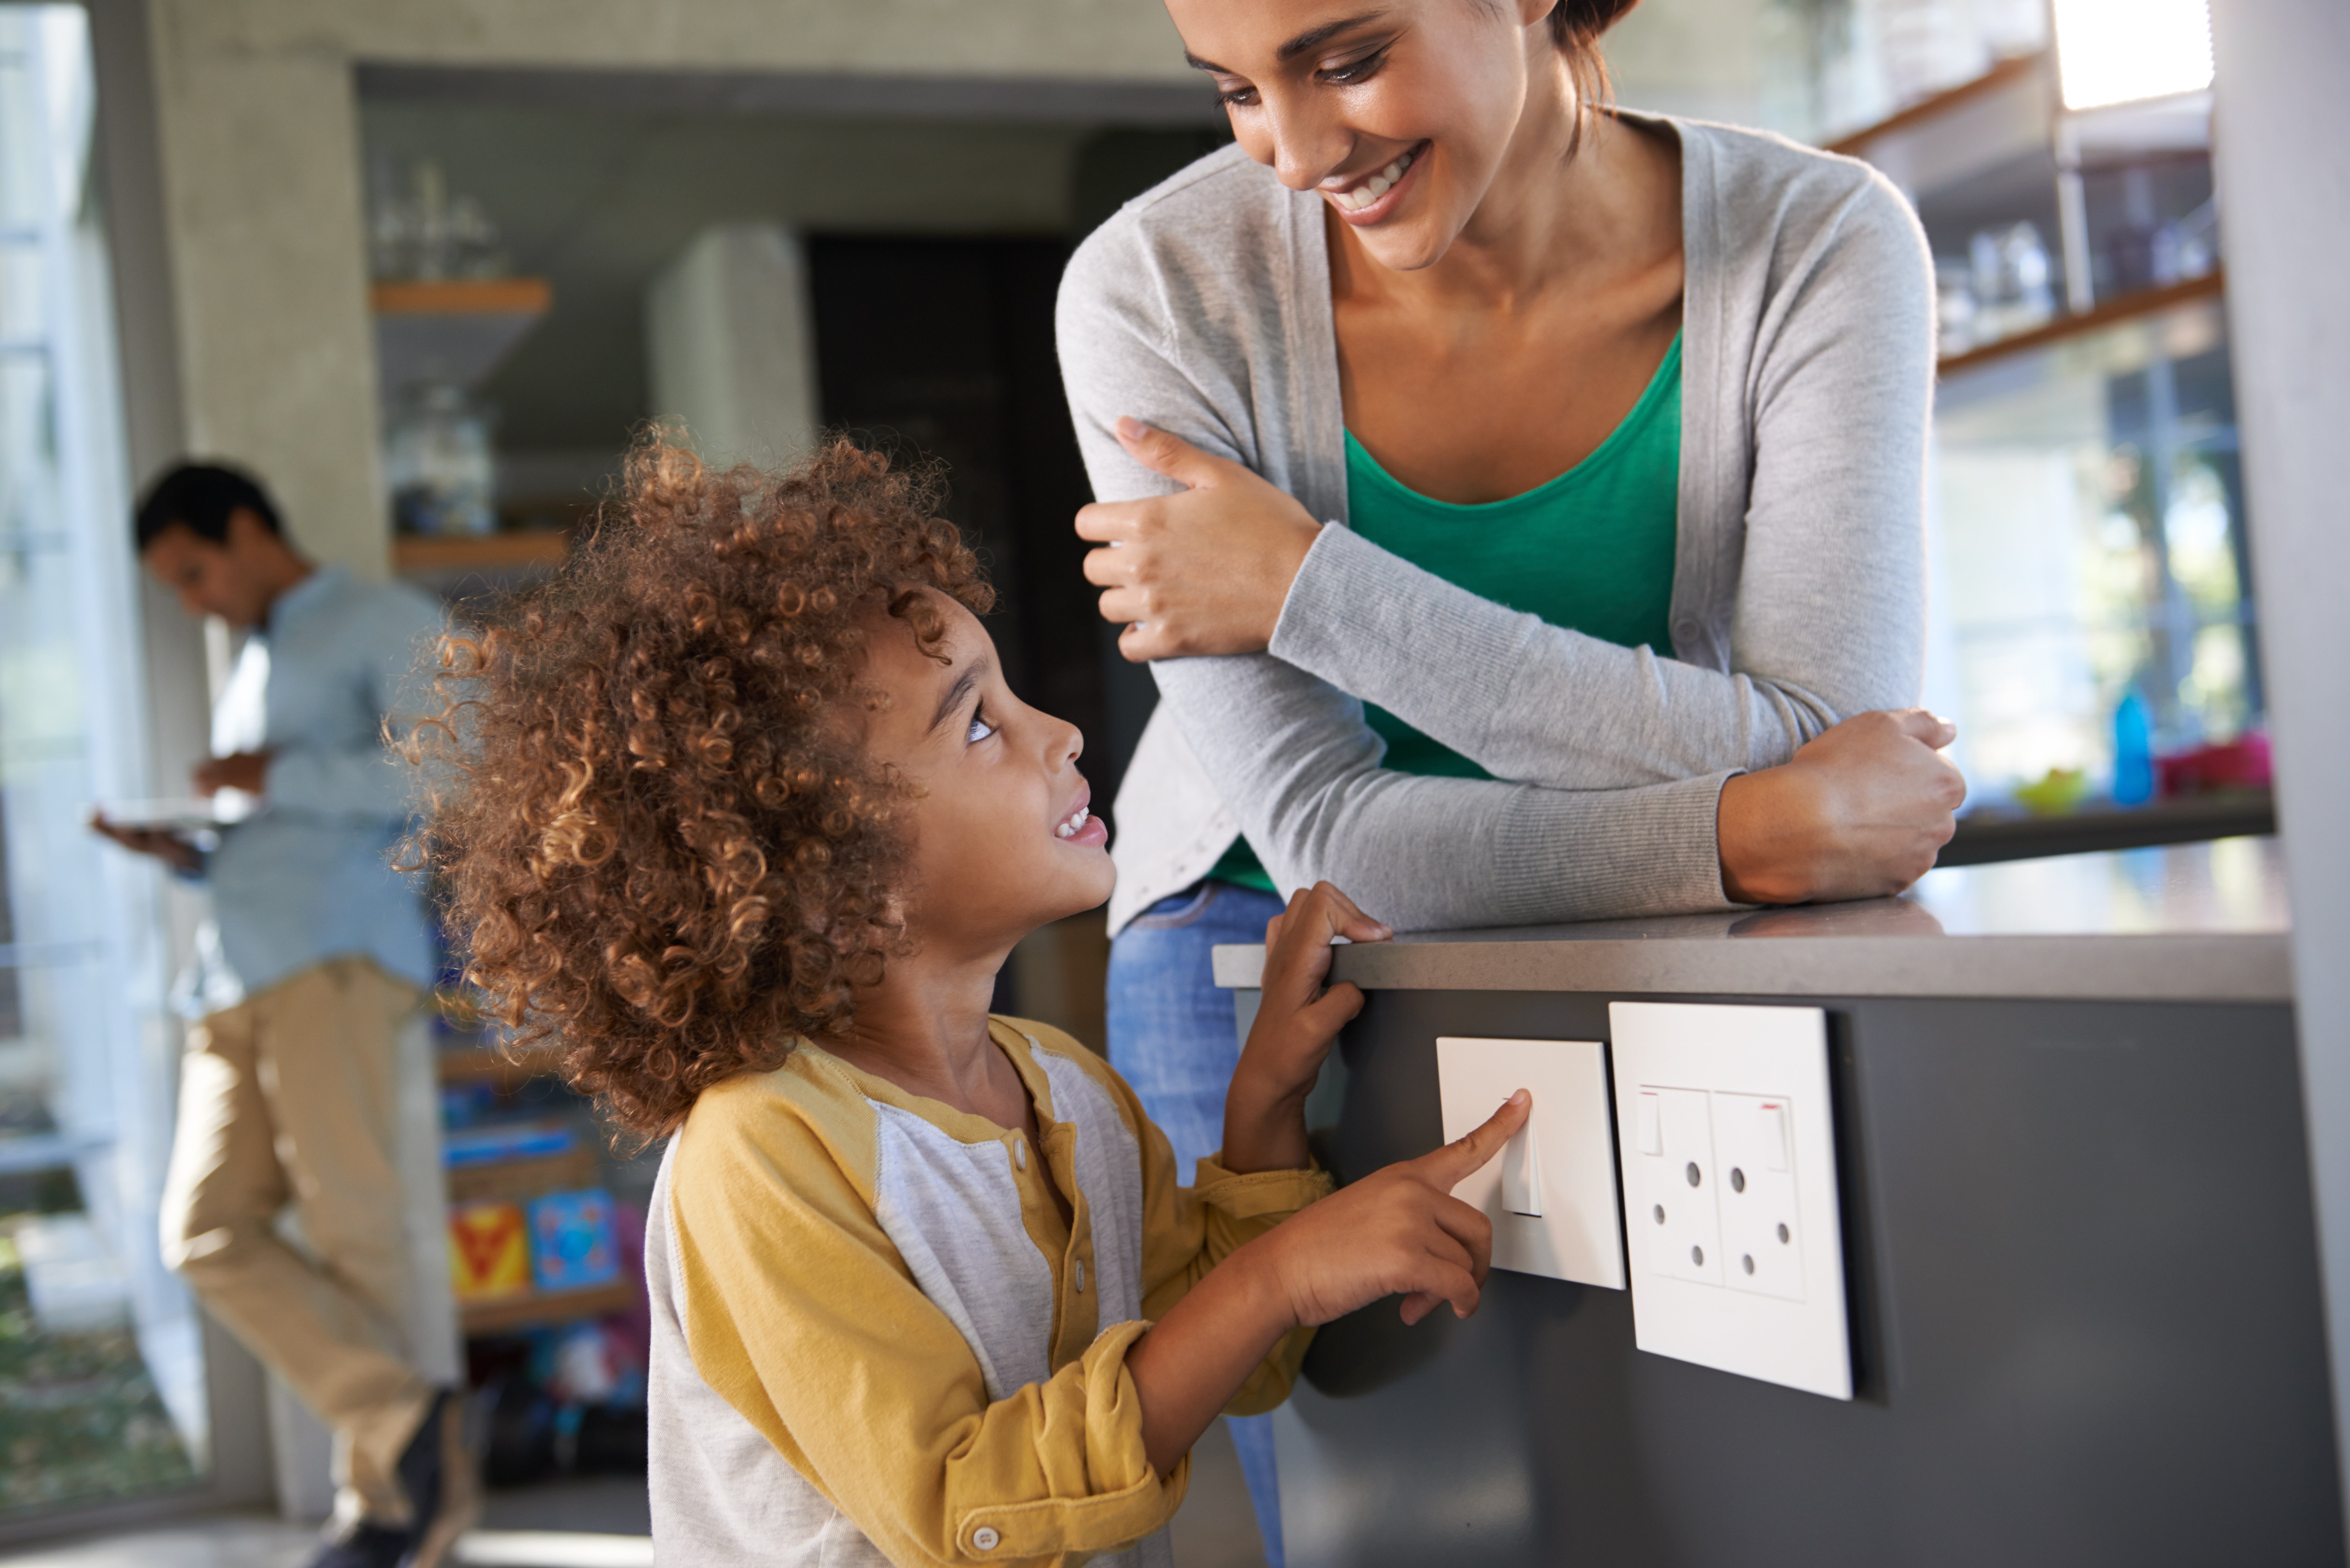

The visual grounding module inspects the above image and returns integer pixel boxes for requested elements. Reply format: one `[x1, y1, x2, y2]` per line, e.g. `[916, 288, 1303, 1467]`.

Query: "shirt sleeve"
[1101, 1040, 1335, 1416]
[1260, 172, 1933, 791]
[1056, 230, 1742, 928]
[669, 1093, 1185, 1566]
[264, 590, 447, 822]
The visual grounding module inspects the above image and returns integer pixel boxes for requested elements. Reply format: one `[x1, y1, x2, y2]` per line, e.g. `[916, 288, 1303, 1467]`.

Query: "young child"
[421, 440, 1525, 1567]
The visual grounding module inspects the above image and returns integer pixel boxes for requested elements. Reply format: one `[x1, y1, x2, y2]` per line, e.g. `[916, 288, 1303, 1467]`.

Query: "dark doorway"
[805, 236, 1117, 815]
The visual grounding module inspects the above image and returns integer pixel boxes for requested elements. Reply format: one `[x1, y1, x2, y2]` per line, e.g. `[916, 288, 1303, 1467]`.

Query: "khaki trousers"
[159, 954, 434, 1524]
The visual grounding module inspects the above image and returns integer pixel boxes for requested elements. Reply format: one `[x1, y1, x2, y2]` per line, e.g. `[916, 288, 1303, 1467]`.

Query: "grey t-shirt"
[1056, 114, 1934, 936]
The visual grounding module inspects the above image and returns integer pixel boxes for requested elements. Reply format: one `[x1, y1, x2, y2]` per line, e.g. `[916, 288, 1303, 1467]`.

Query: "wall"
[136, 0, 1193, 577]
[2209, 0, 2350, 1547]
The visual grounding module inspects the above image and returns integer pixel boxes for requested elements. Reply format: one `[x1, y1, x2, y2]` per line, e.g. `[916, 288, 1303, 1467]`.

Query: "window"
[0, 2, 208, 1515]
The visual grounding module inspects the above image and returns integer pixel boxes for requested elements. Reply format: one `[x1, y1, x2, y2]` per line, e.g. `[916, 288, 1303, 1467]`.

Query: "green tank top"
[1210, 330, 1684, 894]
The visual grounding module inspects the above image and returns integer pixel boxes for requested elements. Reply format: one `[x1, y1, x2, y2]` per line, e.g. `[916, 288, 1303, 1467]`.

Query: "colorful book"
[529, 1188, 621, 1292]
[447, 1200, 531, 1300]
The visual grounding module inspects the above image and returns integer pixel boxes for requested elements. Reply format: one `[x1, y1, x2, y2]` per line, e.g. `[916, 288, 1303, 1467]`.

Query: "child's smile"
[854, 589, 1117, 959]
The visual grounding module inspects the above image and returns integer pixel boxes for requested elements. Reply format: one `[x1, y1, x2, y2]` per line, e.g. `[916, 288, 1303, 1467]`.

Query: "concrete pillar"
[2208, 0, 2350, 1546]
[646, 223, 822, 470]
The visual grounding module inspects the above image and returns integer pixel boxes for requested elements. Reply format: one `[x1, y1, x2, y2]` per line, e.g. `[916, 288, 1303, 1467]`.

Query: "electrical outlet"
[1609, 1003, 1851, 1400]
[1636, 1087, 1724, 1286]
[1436, 1036, 1626, 1289]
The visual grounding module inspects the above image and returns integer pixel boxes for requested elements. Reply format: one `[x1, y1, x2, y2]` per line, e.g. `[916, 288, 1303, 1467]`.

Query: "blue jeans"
[1107, 879, 1290, 1567]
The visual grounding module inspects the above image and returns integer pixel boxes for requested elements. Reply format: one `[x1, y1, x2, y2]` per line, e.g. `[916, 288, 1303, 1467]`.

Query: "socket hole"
[1691, 1245, 1705, 1267]
[1685, 1161, 1701, 1188]
[1777, 1223, 1791, 1244]
[1742, 1254, 1755, 1275]
[1652, 1204, 1665, 1225]
[1730, 1167, 1746, 1193]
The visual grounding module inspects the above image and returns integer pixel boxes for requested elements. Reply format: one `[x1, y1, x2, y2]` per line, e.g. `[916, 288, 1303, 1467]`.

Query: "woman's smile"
[1323, 140, 1429, 223]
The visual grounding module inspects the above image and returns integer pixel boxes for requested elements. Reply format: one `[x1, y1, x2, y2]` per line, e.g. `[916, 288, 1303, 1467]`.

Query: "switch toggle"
[1502, 1114, 1544, 1217]
[1436, 1036, 1624, 1288]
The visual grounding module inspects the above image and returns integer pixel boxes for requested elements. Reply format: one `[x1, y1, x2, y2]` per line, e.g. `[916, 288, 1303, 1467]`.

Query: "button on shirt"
[175, 565, 446, 1016]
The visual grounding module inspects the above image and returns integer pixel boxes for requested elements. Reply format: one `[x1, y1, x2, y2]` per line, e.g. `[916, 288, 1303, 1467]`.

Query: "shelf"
[1937, 270, 2226, 377]
[393, 530, 568, 573]
[447, 1146, 600, 1206]
[371, 278, 553, 316]
[1825, 52, 2049, 158]
[1939, 790, 2273, 867]
[460, 1279, 635, 1338]
[439, 1041, 570, 1091]
[372, 276, 551, 396]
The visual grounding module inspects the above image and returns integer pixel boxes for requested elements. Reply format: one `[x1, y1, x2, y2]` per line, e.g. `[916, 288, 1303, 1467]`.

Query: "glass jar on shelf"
[385, 381, 498, 537]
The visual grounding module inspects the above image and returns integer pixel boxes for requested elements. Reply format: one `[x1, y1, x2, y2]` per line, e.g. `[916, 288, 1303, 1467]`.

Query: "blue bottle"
[2113, 689, 2155, 806]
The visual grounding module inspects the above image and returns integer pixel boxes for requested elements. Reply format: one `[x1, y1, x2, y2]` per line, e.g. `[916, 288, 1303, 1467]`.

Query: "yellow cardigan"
[644, 1016, 1332, 1566]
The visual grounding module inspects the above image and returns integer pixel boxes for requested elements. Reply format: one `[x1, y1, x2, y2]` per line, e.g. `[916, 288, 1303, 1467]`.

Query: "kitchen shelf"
[371, 276, 552, 398]
[446, 1144, 600, 1206]
[1825, 51, 2048, 158]
[440, 1041, 571, 1093]
[1940, 791, 2273, 867]
[460, 1279, 635, 1337]
[393, 530, 568, 574]
[1938, 270, 2226, 377]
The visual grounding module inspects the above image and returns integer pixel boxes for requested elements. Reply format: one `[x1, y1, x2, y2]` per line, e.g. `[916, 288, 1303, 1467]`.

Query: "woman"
[1056, 1, 1964, 1556]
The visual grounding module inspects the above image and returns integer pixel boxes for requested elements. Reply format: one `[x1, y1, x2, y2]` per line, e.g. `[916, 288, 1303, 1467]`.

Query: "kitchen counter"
[1209, 837, 2335, 1568]
[1211, 835, 2290, 1001]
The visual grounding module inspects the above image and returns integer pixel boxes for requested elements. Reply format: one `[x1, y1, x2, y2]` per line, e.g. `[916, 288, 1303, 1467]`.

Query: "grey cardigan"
[1056, 116, 1934, 937]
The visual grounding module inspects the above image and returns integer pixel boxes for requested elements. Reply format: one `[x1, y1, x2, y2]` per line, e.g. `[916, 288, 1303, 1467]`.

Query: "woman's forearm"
[1269, 524, 1856, 789]
[1152, 653, 1738, 930]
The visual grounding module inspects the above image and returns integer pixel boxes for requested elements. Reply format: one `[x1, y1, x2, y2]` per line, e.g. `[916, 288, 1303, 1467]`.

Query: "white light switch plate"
[1436, 1037, 1625, 1289]
[1608, 1002, 1852, 1400]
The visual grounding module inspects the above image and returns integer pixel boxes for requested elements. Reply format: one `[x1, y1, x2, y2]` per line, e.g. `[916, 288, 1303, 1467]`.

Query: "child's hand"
[1249, 1091, 1530, 1328]
[1221, 882, 1390, 1174]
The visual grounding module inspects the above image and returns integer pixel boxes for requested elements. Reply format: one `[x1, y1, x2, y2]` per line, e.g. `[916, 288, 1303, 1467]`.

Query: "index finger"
[1414, 1090, 1532, 1189]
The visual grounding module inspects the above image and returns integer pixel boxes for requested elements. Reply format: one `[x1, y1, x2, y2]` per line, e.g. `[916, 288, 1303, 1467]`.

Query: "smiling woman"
[1057, 2, 1963, 1555]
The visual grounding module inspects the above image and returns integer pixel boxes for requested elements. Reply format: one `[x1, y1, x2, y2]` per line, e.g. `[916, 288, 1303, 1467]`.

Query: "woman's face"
[1165, 0, 1558, 272]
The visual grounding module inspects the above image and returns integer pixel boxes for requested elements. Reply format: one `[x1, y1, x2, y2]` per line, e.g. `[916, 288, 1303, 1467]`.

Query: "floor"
[0, 1417, 1270, 1567]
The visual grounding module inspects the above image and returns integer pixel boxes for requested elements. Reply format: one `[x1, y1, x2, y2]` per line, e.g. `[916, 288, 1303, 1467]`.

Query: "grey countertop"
[1209, 836, 2292, 1002]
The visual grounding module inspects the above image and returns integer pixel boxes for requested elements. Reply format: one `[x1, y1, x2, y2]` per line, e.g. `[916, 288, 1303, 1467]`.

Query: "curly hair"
[416, 437, 993, 1140]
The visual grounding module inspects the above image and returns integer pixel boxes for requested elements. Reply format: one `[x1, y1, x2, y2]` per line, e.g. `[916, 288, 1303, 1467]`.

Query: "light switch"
[1502, 1117, 1544, 1217]
[1436, 1036, 1625, 1289]
[1610, 1003, 1851, 1400]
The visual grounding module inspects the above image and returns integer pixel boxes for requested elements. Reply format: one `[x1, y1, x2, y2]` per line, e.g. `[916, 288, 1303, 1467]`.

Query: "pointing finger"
[1416, 1091, 1531, 1188]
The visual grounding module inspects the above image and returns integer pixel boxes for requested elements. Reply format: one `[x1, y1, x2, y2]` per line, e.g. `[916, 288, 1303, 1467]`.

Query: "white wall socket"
[1608, 1002, 1852, 1400]
[1436, 1037, 1626, 1290]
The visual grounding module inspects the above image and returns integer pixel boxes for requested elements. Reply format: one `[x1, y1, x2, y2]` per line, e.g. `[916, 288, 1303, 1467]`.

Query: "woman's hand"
[1221, 882, 1391, 1175]
[1717, 709, 1967, 905]
[1076, 418, 1324, 661]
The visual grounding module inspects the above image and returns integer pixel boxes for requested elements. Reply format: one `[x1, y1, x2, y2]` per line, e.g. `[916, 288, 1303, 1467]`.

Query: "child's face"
[856, 592, 1115, 958]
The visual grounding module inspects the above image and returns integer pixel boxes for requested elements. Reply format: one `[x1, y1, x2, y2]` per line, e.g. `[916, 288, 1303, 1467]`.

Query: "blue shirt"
[175, 566, 446, 1016]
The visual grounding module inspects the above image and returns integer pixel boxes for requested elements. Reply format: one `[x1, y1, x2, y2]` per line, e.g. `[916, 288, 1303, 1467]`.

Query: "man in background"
[93, 463, 472, 1568]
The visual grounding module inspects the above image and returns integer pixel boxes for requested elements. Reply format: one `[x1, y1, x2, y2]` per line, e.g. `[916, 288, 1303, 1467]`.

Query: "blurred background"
[0, 0, 2272, 1561]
